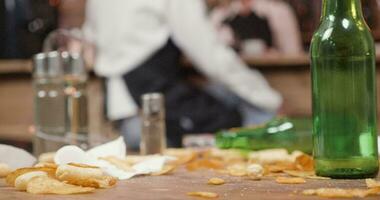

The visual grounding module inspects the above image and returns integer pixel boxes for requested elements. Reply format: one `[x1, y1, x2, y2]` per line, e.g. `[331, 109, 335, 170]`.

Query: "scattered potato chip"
[187, 191, 219, 198]
[15, 171, 48, 191]
[26, 176, 95, 195]
[38, 152, 56, 163]
[164, 148, 197, 165]
[209, 148, 246, 163]
[303, 188, 380, 198]
[100, 156, 132, 171]
[283, 170, 330, 180]
[227, 163, 247, 177]
[34, 162, 58, 168]
[366, 179, 380, 188]
[207, 177, 225, 185]
[275, 177, 306, 184]
[249, 149, 292, 164]
[6, 167, 56, 186]
[0, 163, 12, 178]
[246, 164, 263, 180]
[294, 154, 314, 171]
[186, 159, 224, 171]
[151, 165, 176, 176]
[264, 162, 295, 173]
[56, 163, 116, 188]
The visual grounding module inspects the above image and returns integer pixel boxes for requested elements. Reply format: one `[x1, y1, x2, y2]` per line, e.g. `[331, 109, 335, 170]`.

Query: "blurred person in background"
[83, 0, 282, 148]
[58, 0, 86, 28]
[0, 0, 57, 58]
[210, 0, 303, 56]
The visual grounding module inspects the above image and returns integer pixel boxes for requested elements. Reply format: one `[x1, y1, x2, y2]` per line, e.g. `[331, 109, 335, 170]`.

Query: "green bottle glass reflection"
[311, 0, 379, 178]
[215, 117, 313, 154]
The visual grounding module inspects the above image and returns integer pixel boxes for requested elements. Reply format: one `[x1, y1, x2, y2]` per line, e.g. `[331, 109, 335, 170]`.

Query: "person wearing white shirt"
[83, 0, 282, 148]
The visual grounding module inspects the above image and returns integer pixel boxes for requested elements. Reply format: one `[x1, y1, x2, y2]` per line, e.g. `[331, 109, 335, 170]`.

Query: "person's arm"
[166, 0, 282, 112]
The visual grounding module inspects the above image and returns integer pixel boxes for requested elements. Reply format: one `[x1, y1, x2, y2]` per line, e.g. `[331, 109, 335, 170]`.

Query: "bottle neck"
[322, 0, 363, 20]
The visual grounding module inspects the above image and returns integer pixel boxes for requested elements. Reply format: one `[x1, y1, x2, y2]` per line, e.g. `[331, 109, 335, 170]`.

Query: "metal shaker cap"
[33, 51, 63, 78]
[141, 93, 165, 116]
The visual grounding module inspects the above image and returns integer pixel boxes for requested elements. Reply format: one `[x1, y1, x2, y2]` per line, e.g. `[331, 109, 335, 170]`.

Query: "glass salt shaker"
[140, 93, 167, 155]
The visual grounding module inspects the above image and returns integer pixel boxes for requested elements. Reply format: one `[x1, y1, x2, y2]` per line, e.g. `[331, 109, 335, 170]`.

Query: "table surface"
[1, 167, 379, 200]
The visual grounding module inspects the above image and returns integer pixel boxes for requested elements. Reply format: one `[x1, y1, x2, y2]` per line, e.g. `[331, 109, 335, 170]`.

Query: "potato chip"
[366, 179, 380, 188]
[275, 177, 306, 184]
[38, 152, 56, 163]
[249, 149, 292, 164]
[227, 163, 247, 177]
[283, 170, 330, 180]
[187, 191, 219, 198]
[100, 156, 132, 171]
[264, 162, 295, 173]
[207, 177, 225, 185]
[246, 164, 263, 179]
[164, 148, 197, 165]
[186, 159, 224, 171]
[294, 154, 314, 171]
[34, 162, 58, 168]
[0, 163, 12, 178]
[209, 148, 246, 163]
[302, 188, 380, 198]
[151, 165, 176, 176]
[6, 167, 56, 186]
[26, 176, 95, 195]
[15, 171, 48, 191]
[56, 164, 117, 188]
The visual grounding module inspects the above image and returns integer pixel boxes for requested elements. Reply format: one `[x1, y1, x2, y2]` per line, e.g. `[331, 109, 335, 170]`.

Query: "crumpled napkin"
[0, 144, 36, 169]
[0, 137, 174, 180]
[54, 136, 174, 180]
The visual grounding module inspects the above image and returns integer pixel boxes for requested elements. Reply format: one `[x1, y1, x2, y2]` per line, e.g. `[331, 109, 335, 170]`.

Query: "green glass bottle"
[215, 117, 313, 154]
[311, 0, 379, 178]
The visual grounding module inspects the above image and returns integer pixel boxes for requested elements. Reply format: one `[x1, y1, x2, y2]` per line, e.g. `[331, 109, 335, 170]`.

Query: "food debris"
[15, 171, 48, 191]
[27, 176, 95, 195]
[6, 166, 56, 186]
[303, 188, 380, 198]
[55, 163, 116, 188]
[186, 159, 224, 171]
[227, 163, 247, 177]
[0, 163, 12, 178]
[294, 154, 314, 171]
[38, 152, 56, 163]
[187, 191, 219, 198]
[283, 170, 330, 180]
[275, 177, 306, 184]
[207, 177, 225, 185]
[151, 165, 176, 176]
[366, 179, 380, 188]
[246, 164, 263, 180]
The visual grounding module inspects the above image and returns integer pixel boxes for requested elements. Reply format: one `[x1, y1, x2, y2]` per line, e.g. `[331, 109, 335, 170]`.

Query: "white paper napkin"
[54, 136, 174, 180]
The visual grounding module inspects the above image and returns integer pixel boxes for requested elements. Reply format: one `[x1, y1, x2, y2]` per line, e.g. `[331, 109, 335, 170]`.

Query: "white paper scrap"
[0, 144, 36, 169]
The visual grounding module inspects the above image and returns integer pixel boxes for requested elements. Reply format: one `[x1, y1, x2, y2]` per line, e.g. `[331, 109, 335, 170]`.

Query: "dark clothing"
[122, 40, 242, 147]
[0, 0, 57, 58]
[224, 11, 273, 48]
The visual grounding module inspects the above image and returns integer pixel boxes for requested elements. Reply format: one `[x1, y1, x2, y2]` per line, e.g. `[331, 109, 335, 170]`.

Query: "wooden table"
[1, 168, 379, 200]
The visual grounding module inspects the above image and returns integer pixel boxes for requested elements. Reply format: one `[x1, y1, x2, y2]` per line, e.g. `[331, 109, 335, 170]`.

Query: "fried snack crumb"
[366, 179, 380, 188]
[187, 191, 219, 198]
[207, 177, 225, 185]
[275, 177, 306, 184]
[302, 188, 380, 198]
[151, 165, 176, 176]
[26, 176, 95, 195]
[0, 163, 12, 178]
[56, 164, 116, 188]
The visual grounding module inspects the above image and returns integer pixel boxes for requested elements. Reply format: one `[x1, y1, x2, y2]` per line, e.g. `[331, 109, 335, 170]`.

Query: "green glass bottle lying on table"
[215, 117, 313, 154]
[311, 0, 379, 178]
